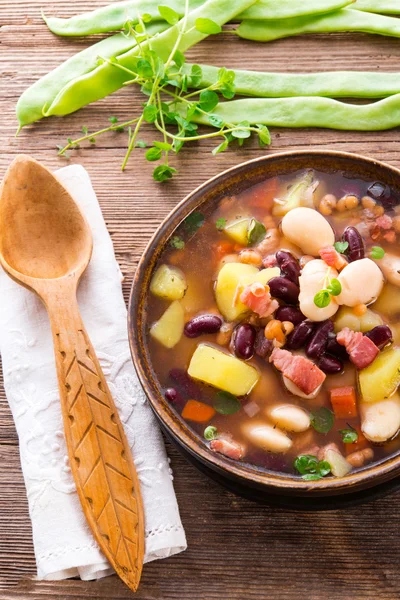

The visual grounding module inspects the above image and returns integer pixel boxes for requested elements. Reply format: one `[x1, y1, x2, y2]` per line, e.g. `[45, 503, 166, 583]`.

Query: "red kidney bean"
[318, 354, 344, 375]
[233, 323, 256, 360]
[367, 182, 397, 209]
[286, 319, 315, 350]
[169, 368, 202, 400]
[326, 334, 349, 361]
[254, 329, 273, 359]
[164, 387, 186, 410]
[184, 314, 223, 338]
[306, 320, 334, 359]
[342, 226, 365, 262]
[276, 250, 301, 284]
[365, 325, 393, 350]
[275, 306, 305, 326]
[268, 276, 299, 305]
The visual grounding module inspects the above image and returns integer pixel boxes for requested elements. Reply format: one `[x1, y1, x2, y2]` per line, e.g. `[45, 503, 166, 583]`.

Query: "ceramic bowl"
[128, 150, 400, 509]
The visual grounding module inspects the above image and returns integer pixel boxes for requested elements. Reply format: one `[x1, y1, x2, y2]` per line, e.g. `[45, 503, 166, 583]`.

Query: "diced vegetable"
[360, 394, 400, 443]
[242, 267, 281, 287]
[358, 347, 400, 403]
[272, 171, 314, 217]
[334, 306, 383, 333]
[150, 264, 187, 300]
[150, 301, 184, 348]
[224, 218, 250, 245]
[215, 262, 258, 321]
[325, 449, 352, 477]
[188, 344, 259, 396]
[181, 400, 216, 423]
[329, 386, 357, 419]
[372, 283, 400, 317]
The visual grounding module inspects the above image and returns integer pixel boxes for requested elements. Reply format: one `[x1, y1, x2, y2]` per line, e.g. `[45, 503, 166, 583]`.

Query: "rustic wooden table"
[2, 2, 400, 599]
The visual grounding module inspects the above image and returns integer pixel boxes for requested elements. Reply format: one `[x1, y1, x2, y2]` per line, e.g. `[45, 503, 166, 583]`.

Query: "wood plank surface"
[1, 1, 400, 598]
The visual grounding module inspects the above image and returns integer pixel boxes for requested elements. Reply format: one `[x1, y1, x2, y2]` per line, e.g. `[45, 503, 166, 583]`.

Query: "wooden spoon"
[0, 155, 144, 592]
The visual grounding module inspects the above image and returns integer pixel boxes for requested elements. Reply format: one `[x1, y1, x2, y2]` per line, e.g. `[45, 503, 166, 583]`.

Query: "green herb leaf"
[153, 165, 177, 182]
[213, 391, 241, 415]
[334, 241, 349, 254]
[136, 58, 153, 78]
[109, 116, 118, 124]
[204, 426, 218, 441]
[135, 140, 147, 148]
[173, 49, 186, 68]
[183, 211, 205, 236]
[293, 454, 331, 481]
[89, 137, 96, 144]
[158, 4, 180, 25]
[216, 217, 227, 231]
[195, 17, 222, 35]
[145, 147, 162, 162]
[170, 235, 185, 249]
[153, 141, 172, 151]
[302, 473, 322, 481]
[208, 114, 224, 128]
[310, 407, 335, 434]
[143, 104, 158, 123]
[141, 13, 152, 23]
[257, 125, 271, 147]
[371, 246, 385, 260]
[190, 64, 203, 87]
[82, 125, 88, 135]
[327, 278, 342, 297]
[199, 90, 219, 112]
[212, 137, 229, 156]
[248, 218, 266, 246]
[318, 460, 332, 477]
[231, 121, 251, 139]
[339, 427, 358, 444]
[314, 290, 331, 308]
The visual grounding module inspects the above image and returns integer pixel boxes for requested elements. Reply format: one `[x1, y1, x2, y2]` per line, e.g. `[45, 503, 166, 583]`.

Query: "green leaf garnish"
[310, 407, 335, 434]
[183, 211, 205, 236]
[248, 218, 266, 246]
[136, 140, 147, 148]
[371, 246, 385, 260]
[231, 121, 251, 139]
[213, 391, 241, 415]
[334, 241, 349, 254]
[189, 64, 203, 87]
[216, 217, 227, 231]
[195, 17, 222, 35]
[158, 5, 180, 25]
[170, 235, 185, 249]
[327, 278, 342, 297]
[143, 104, 158, 123]
[212, 137, 229, 156]
[314, 290, 331, 308]
[145, 146, 162, 161]
[199, 90, 219, 112]
[204, 426, 218, 441]
[153, 165, 177, 182]
[257, 125, 271, 147]
[136, 58, 153, 78]
[173, 49, 186, 68]
[109, 116, 118, 124]
[340, 427, 358, 444]
[208, 114, 224, 128]
[294, 455, 331, 481]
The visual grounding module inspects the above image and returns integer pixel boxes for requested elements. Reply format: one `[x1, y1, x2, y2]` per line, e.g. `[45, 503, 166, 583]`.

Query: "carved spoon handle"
[48, 291, 144, 592]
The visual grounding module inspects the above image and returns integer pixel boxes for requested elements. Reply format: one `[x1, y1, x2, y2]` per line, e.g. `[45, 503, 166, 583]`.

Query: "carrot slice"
[181, 400, 216, 423]
[330, 386, 358, 419]
[215, 241, 234, 260]
[344, 426, 369, 455]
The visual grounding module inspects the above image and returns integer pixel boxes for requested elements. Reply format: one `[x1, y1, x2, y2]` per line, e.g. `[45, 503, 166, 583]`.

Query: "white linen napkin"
[0, 164, 186, 581]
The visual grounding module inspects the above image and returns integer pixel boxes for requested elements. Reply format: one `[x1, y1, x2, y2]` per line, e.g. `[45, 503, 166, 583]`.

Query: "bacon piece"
[384, 230, 396, 243]
[240, 282, 279, 318]
[262, 254, 278, 268]
[376, 214, 393, 230]
[337, 327, 379, 369]
[210, 437, 244, 461]
[269, 348, 326, 396]
[319, 245, 347, 271]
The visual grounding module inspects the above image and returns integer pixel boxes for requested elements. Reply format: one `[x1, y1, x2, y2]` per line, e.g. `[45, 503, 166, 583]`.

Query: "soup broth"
[145, 168, 400, 480]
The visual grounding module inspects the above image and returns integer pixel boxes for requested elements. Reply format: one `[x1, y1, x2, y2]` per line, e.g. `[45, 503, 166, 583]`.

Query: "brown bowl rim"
[128, 149, 400, 496]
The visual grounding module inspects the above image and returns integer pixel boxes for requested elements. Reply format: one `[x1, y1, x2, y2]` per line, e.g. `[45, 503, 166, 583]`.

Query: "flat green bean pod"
[190, 94, 400, 130]
[238, 8, 400, 42]
[44, 0, 354, 36]
[183, 63, 400, 98]
[354, 0, 400, 14]
[16, 23, 167, 127]
[43, 0, 258, 118]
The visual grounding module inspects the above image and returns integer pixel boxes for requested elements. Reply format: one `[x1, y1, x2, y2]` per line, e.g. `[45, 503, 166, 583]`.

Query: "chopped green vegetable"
[340, 427, 359, 444]
[170, 235, 185, 250]
[371, 246, 385, 259]
[334, 241, 349, 254]
[216, 217, 227, 231]
[204, 425, 218, 440]
[314, 290, 331, 308]
[294, 454, 331, 481]
[213, 391, 241, 415]
[310, 407, 335, 434]
[247, 218, 266, 246]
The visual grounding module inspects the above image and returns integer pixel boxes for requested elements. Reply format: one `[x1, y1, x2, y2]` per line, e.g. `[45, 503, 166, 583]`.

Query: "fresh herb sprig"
[294, 454, 331, 481]
[339, 425, 358, 444]
[58, 4, 270, 181]
[314, 268, 342, 309]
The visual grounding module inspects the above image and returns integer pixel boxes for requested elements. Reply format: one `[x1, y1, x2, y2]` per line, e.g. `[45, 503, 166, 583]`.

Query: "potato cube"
[358, 347, 400, 403]
[188, 344, 259, 396]
[150, 264, 187, 300]
[224, 218, 250, 245]
[150, 301, 184, 348]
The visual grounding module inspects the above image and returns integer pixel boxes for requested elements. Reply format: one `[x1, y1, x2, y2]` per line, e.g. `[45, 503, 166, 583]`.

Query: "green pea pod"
[237, 8, 400, 42]
[183, 63, 400, 98]
[44, 0, 354, 36]
[43, 0, 258, 119]
[16, 23, 167, 127]
[354, 0, 400, 14]
[189, 94, 400, 130]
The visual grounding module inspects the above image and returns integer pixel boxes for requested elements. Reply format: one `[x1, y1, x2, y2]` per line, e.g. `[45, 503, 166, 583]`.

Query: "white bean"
[241, 421, 292, 453]
[360, 395, 400, 443]
[298, 259, 339, 321]
[376, 253, 400, 287]
[265, 404, 310, 432]
[337, 258, 384, 307]
[281, 207, 334, 256]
